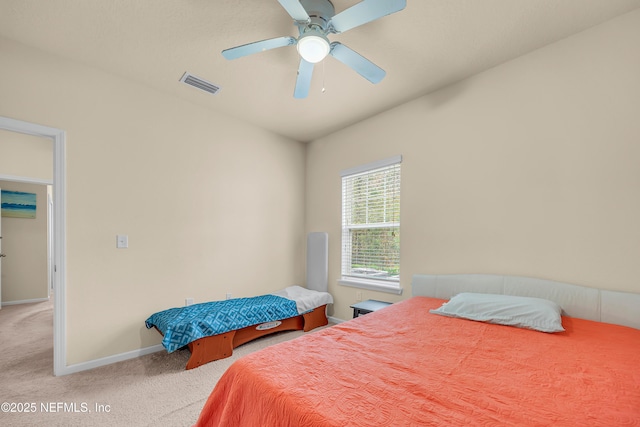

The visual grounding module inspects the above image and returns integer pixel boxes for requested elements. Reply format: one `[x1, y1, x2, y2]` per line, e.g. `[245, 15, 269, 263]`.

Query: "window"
[340, 155, 402, 294]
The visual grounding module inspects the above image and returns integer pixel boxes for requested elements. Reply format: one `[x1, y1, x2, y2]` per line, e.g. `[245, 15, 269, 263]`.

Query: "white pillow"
[429, 293, 565, 333]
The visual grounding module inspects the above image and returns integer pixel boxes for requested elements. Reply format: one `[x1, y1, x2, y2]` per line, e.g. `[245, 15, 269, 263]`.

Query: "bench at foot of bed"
[185, 305, 329, 370]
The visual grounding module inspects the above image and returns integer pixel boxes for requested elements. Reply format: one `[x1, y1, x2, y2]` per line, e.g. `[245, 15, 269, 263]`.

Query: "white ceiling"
[1, 0, 639, 142]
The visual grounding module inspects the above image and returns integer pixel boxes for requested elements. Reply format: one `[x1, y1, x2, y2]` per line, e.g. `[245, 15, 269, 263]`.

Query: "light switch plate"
[116, 235, 128, 249]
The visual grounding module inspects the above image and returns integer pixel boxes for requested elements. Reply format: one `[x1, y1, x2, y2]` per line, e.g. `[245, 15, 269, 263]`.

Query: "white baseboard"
[328, 316, 347, 324]
[59, 344, 165, 376]
[1, 297, 50, 306]
[57, 316, 346, 376]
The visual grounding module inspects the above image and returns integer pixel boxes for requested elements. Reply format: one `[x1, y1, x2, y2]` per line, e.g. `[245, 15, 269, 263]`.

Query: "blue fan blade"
[294, 59, 314, 98]
[222, 36, 296, 60]
[330, 0, 406, 33]
[277, 0, 310, 22]
[329, 42, 385, 83]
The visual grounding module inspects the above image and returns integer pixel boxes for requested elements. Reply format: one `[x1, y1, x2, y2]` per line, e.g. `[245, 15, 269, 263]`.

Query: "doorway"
[0, 116, 67, 376]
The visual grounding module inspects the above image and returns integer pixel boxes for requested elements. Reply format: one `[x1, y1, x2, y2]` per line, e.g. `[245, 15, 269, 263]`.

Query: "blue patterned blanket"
[145, 295, 299, 353]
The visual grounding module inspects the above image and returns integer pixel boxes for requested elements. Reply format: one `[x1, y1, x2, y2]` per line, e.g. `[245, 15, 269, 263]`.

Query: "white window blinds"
[341, 156, 401, 284]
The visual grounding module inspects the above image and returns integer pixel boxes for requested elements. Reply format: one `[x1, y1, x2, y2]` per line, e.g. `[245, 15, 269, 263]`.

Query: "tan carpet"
[0, 298, 324, 426]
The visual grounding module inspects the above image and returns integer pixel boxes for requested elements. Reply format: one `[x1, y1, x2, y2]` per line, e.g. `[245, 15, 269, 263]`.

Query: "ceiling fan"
[221, 0, 407, 98]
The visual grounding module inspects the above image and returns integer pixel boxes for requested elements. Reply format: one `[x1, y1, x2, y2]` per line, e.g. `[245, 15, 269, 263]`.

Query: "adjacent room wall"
[0, 181, 49, 303]
[0, 129, 53, 181]
[0, 37, 306, 365]
[306, 10, 640, 320]
[0, 130, 52, 304]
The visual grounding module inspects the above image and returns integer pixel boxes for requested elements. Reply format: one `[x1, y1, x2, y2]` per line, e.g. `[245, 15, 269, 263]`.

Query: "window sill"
[338, 278, 403, 295]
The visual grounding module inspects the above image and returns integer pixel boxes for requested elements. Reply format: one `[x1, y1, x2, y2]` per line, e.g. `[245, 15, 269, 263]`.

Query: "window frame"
[338, 155, 403, 295]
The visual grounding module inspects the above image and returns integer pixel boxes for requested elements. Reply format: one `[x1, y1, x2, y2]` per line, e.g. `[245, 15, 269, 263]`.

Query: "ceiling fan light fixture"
[297, 32, 330, 63]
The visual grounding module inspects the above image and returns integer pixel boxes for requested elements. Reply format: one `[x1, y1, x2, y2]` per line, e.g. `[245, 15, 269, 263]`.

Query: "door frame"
[0, 116, 67, 376]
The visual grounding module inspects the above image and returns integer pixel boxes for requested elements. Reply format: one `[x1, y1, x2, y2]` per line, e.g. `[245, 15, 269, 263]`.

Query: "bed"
[195, 274, 640, 426]
[145, 285, 333, 369]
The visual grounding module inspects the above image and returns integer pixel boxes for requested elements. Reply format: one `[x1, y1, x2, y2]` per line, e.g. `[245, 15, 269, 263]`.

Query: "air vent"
[179, 72, 221, 95]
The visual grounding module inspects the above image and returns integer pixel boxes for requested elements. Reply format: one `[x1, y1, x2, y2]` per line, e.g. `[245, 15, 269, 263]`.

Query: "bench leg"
[186, 331, 236, 370]
[303, 305, 329, 332]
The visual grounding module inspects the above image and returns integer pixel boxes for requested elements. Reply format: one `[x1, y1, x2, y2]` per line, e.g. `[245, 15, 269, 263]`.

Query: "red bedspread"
[196, 297, 640, 426]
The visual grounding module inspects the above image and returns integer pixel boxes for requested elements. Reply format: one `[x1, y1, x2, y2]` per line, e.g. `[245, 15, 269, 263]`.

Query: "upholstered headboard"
[412, 274, 640, 330]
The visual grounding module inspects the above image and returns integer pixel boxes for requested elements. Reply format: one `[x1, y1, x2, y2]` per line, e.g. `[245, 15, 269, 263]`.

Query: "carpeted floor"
[0, 298, 324, 426]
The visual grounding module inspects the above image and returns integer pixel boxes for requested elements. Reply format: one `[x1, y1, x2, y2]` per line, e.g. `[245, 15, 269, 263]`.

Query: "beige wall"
[0, 37, 306, 364]
[306, 10, 640, 320]
[0, 181, 49, 303]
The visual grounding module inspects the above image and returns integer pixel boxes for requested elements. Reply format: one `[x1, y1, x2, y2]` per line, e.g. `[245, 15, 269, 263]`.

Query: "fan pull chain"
[322, 60, 326, 93]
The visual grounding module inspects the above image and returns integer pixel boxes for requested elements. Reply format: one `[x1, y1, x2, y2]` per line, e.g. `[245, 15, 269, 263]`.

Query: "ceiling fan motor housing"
[299, 0, 335, 32]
